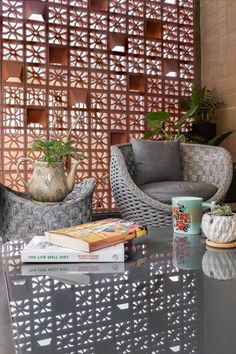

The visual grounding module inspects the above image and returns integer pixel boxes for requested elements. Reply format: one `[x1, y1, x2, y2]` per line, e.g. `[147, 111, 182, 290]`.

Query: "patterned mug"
[172, 197, 215, 235]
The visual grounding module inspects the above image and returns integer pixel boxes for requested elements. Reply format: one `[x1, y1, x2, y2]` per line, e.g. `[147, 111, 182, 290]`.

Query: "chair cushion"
[139, 181, 217, 204]
[131, 139, 183, 185]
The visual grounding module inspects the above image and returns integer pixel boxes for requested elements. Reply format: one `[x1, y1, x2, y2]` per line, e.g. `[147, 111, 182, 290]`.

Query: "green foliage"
[208, 130, 236, 146]
[186, 129, 236, 146]
[211, 204, 233, 216]
[144, 81, 235, 146]
[28, 114, 85, 166]
[175, 104, 198, 129]
[28, 138, 83, 165]
[182, 82, 224, 123]
[144, 82, 199, 141]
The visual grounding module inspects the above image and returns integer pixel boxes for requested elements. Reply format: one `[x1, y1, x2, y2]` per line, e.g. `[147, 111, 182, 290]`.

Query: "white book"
[21, 236, 124, 263]
[21, 262, 125, 276]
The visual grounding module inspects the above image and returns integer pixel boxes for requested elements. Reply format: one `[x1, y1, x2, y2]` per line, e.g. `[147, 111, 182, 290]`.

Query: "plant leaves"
[143, 129, 161, 139]
[175, 104, 198, 128]
[198, 86, 206, 104]
[191, 81, 206, 106]
[147, 111, 169, 129]
[177, 134, 186, 143]
[27, 137, 82, 165]
[188, 134, 207, 144]
[208, 130, 236, 146]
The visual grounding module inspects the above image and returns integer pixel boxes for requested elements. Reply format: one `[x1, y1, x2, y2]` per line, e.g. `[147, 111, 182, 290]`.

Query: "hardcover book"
[21, 236, 125, 263]
[45, 218, 147, 252]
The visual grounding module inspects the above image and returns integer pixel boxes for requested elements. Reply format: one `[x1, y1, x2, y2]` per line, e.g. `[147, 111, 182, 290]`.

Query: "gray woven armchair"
[110, 143, 233, 227]
[0, 178, 97, 241]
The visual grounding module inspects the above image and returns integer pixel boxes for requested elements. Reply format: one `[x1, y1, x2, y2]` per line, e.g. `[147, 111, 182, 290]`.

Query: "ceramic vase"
[17, 158, 79, 203]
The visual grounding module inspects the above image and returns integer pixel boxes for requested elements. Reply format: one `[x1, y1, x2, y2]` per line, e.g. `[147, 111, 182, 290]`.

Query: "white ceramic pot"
[201, 213, 236, 243]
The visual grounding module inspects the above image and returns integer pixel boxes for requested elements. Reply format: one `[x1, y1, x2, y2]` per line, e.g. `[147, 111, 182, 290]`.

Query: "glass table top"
[2, 226, 236, 354]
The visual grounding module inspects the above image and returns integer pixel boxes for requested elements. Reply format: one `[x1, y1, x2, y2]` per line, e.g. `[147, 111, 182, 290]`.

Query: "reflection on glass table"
[172, 233, 205, 270]
[202, 247, 236, 281]
[2, 226, 236, 354]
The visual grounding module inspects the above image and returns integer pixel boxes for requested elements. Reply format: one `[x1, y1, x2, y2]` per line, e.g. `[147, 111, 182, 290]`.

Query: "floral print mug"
[172, 197, 215, 234]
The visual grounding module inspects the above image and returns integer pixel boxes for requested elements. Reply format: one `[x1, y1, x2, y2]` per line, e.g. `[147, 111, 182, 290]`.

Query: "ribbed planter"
[201, 213, 236, 243]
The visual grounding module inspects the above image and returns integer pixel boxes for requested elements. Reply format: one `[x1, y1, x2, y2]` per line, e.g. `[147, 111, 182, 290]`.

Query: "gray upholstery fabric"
[131, 139, 183, 185]
[139, 181, 218, 204]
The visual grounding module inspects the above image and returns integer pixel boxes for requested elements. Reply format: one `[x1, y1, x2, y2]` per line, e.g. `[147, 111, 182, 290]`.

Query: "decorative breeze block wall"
[0, 0, 198, 211]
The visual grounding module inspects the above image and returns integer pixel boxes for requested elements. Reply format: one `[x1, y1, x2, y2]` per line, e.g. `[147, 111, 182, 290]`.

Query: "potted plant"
[143, 87, 199, 141]
[201, 204, 236, 244]
[144, 81, 235, 146]
[16, 119, 84, 203]
[182, 82, 223, 141]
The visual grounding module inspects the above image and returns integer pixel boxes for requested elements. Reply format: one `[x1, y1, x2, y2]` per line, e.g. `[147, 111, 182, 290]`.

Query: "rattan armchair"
[110, 143, 233, 227]
[0, 178, 97, 241]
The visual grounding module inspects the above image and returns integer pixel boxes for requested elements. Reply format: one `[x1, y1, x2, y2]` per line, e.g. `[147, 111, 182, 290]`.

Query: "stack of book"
[20, 218, 148, 283]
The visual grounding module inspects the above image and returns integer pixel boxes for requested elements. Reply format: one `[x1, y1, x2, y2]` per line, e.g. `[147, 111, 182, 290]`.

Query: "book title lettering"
[28, 255, 69, 260]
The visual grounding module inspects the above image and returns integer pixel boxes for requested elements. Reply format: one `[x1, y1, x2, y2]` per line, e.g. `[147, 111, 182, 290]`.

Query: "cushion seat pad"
[139, 181, 217, 204]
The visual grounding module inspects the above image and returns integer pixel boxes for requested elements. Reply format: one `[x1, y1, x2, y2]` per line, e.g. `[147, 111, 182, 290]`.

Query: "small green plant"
[28, 116, 84, 165]
[211, 204, 233, 216]
[28, 138, 81, 165]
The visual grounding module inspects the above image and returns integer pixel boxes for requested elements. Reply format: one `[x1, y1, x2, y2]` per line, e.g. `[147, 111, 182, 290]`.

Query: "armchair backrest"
[181, 143, 232, 187]
[113, 143, 232, 189]
[114, 143, 136, 180]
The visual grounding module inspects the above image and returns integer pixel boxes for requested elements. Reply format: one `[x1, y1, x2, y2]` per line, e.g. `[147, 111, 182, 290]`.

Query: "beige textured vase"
[201, 213, 236, 243]
[17, 158, 79, 202]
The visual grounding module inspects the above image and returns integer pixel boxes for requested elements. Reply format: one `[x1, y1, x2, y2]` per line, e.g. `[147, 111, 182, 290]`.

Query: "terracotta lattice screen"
[0, 0, 198, 211]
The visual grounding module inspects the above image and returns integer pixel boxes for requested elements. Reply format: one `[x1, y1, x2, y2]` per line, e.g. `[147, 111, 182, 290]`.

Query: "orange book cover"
[45, 218, 147, 252]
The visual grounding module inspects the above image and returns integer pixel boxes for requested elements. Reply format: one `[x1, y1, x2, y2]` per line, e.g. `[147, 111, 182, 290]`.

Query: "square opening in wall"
[27, 108, 47, 128]
[90, 0, 108, 11]
[111, 132, 128, 145]
[146, 19, 162, 39]
[25, 0, 46, 21]
[163, 59, 178, 77]
[129, 75, 145, 93]
[109, 33, 127, 53]
[2, 62, 23, 83]
[70, 88, 88, 108]
[49, 46, 68, 66]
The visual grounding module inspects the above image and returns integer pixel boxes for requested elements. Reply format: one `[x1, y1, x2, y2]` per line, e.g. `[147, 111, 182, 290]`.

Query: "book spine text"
[21, 251, 124, 263]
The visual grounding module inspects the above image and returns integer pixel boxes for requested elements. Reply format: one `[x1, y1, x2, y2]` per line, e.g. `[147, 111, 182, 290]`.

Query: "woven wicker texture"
[0, 178, 96, 242]
[110, 143, 233, 227]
